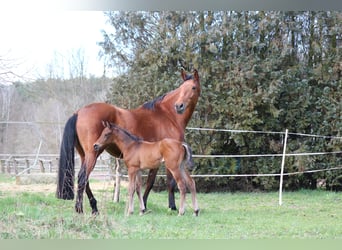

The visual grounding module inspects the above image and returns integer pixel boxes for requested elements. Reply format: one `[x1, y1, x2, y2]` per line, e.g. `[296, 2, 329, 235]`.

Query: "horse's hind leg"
[85, 181, 98, 215]
[75, 153, 98, 214]
[75, 164, 87, 213]
[167, 166, 186, 215]
[142, 168, 157, 210]
[176, 178, 187, 216]
[183, 169, 199, 216]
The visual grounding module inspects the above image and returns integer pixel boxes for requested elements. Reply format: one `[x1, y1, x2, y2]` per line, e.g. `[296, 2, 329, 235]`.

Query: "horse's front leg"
[75, 165, 87, 213]
[166, 169, 177, 210]
[143, 168, 157, 210]
[127, 167, 138, 216]
[135, 170, 146, 215]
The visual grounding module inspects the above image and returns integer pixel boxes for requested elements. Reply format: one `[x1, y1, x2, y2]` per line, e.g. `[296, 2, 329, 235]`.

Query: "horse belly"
[140, 157, 163, 170]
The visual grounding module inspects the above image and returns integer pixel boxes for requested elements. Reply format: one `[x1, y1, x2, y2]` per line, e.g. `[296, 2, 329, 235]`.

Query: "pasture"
[0, 174, 342, 239]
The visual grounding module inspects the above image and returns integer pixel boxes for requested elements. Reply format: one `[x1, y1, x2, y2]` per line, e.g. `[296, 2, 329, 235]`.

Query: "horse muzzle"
[175, 103, 185, 114]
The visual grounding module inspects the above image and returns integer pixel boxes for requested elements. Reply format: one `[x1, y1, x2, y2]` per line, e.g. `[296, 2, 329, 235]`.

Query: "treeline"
[0, 76, 111, 154]
[99, 11, 342, 191]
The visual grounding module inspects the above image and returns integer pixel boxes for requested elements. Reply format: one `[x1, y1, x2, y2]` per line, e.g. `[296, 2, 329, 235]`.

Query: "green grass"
[0, 175, 342, 239]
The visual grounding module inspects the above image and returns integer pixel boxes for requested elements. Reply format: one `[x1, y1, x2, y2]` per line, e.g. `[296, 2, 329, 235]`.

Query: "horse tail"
[56, 114, 78, 200]
[182, 142, 194, 171]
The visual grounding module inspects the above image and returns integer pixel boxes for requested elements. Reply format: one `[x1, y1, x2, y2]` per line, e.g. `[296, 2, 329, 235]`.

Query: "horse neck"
[159, 93, 198, 129]
[180, 98, 198, 127]
[111, 132, 138, 156]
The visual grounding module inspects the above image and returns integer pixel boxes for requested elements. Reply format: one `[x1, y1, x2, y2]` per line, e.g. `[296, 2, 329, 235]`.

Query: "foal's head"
[93, 121, 141, 152]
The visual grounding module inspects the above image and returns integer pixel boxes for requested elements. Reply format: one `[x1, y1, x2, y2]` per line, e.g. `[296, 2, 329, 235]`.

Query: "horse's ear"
[181, 68, 187, 81]
[193, 69, 199, 82]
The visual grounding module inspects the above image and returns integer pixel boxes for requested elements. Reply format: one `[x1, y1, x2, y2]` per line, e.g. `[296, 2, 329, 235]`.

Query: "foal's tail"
[182, 142, 195, 171]
[56, 114, 78, 200]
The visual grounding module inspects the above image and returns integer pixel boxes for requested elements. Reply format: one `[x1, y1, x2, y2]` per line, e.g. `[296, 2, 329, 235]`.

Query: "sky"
[0, 11, 112, 82]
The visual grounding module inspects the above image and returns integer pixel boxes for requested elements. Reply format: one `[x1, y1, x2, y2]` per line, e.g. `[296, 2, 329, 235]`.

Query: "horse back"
[130, 108, 185, 142]
[75, 103, 132, 154]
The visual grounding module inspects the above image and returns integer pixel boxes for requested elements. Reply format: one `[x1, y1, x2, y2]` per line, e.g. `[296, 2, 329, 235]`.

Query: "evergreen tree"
[99, 11, 342, 191]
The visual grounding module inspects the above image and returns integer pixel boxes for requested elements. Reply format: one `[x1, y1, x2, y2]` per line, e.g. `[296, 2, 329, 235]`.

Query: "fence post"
[25, 159, 30, 174]
[279, 129, 288, 206]
[113, 158, 121, 202]
[0, 160, 4, 173]
[48, 161, 52, 173]
[14, 159, 18, 174]
[39, 160, 45, 173]
[6, 160, 11, 174]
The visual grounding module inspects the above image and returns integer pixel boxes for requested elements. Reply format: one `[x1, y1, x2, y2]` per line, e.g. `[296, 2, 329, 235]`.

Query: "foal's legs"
[135, 170, 146, 215]
[143, 169, 177, 211]
[166, 166, 187, 216]
[182, 169, 199, 216]
[127, 167, 139, 216]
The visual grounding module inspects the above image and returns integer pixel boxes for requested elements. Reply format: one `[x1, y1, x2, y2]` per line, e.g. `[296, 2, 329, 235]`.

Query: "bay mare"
[94, 121, 199, 216]
[57, 69, 200, 214]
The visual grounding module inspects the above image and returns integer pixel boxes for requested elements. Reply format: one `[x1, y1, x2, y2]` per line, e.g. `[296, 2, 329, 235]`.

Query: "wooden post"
[25, 159, 30, 174]
[113, 158, 121, 202]
[6, 161, 11, 174]
[39, 160, 45, 173]
[14, 159, 18, 174]
[48, 161, 52, 173]
[0, 160, 4, 173]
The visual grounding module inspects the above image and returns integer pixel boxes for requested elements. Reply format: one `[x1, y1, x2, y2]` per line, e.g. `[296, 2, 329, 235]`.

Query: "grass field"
[0, 174, 342, 239]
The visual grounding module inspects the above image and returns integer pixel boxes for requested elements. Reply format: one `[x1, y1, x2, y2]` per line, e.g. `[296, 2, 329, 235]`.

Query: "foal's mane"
[110, 123, 143, 142]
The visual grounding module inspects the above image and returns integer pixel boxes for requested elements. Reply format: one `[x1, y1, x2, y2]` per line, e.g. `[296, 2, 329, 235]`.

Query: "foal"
[93, 121, 199, 216]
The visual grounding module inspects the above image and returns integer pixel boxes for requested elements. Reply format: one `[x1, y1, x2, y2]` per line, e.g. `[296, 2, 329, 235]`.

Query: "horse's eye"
[192, 86, 196, 90]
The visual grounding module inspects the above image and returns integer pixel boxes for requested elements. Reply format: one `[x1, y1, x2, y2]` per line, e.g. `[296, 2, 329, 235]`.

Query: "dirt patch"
[0, 179, 128, 195]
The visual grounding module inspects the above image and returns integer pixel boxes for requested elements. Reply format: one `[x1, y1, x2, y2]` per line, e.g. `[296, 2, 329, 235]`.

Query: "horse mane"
[142, 94, 166, 110]
[141, 73, 195, 111]
[110, 123, 143, 142]
[184, 74, 193, 81]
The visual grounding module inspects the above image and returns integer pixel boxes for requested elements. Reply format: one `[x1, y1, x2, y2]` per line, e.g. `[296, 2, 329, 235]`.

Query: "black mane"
[111, 123, 142, 142]
[142, 94, 166, 110]
[142, 74, 193, 110]
[184, 74, 193, 81]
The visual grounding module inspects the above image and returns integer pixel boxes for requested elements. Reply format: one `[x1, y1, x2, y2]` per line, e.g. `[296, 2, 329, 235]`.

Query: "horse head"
[174, 69, 201, 114]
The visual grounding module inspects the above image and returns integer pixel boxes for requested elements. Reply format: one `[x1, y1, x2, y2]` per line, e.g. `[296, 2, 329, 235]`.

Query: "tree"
[99, 11, 342, 191]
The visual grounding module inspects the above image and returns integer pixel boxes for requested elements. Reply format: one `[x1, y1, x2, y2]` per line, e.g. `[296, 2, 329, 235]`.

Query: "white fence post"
[279, 129, 288, 206]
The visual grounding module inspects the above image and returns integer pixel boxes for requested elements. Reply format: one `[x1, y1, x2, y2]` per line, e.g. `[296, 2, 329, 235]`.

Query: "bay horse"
[57, 69, 200, 214]
[93, 121, 199, 216]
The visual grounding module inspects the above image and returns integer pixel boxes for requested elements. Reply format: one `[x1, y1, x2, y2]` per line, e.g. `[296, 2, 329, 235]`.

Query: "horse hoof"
[126, 211, 134, 216]
[75, 206, 83, 214]
[92, 211, 99, 216]
[139, 209, 146, 216]
[194, 209, 200, 216]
